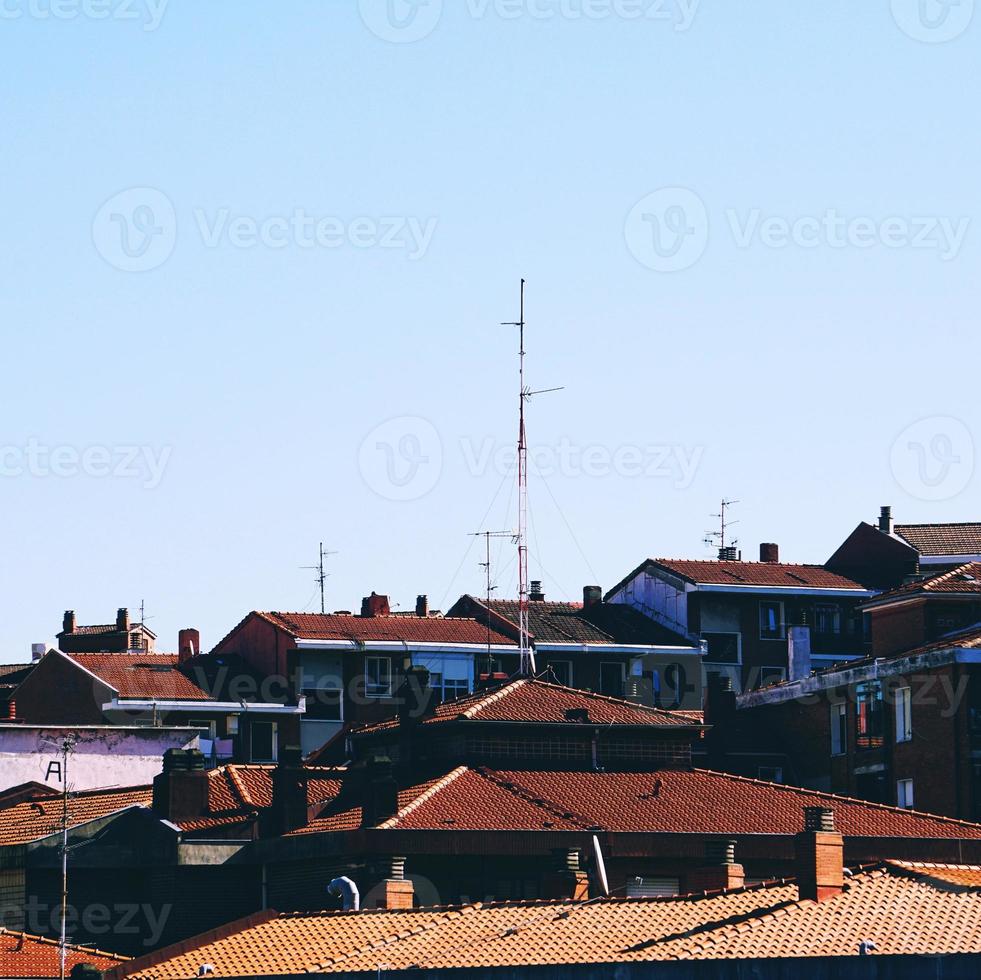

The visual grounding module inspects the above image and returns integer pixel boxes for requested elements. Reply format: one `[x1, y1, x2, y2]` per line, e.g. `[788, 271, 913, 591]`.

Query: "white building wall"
[0, 725, 201, 793]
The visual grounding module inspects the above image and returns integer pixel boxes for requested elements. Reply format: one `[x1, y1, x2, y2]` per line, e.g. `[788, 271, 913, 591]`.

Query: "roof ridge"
[0, 927, 129, 960]
[691, 768, 981, 831]
[462, 680, 526, 719]
[527, 678, 701, 724]
[377, 767, 469, 829]
[225, 767, 254, 809]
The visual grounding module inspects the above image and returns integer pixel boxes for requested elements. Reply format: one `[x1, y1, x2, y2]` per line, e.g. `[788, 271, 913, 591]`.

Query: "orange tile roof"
[254, 611, 515, 645]
[867, 561, 981, 601]
[0, 786, 152, 846]
[350, 679, 701, 735]
[67, 653, 213, 701]
[651, 559, 868, 590]
[374, 766, 981, 838]
[895, 523, 981, 556]
[0, 928, 125, 977]
[110, 862, 981, 976]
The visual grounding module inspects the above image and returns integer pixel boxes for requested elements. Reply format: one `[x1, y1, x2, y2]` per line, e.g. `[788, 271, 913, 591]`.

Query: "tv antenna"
[470, 529, 514, 673]
[501, 279, 563, 676]
[302, 542, 338, 614]
[704, 499, 740, 558]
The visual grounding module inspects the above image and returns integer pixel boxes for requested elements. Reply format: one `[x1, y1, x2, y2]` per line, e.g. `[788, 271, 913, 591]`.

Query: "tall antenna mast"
[58, 733, 77, 980]
[302, 542, 338, 614]
[704, 499, 740, 559]
[470, 529, 514, 671]
[501, 280, 563, 676]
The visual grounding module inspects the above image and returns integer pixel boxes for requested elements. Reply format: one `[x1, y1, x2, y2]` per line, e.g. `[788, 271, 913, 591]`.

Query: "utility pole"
[58, 733, 77, 980]
[501, 280, 562, 676]
[302, 543, 338, 614]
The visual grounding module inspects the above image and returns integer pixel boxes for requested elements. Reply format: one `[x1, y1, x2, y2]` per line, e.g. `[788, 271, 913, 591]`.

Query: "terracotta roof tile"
[351, 679, 700, 735]
[111, 863, 981, 976]
[67, 653, 213, 701]
[895, 523, 981, 556]
[0, 928, 126, 977]
[650, 560, 868, 590]
[256, 611, 515, 646]
[868, 562, 981, 601]
[0, 786, 152, 846]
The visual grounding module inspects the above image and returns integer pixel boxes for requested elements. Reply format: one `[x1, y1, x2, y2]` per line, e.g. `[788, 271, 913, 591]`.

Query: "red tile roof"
[0, 928, 125, 977]
[255, 611, 515, 645]
[0, 786, 152, 846]
[67, 653, 213, 701]
[895, 523, 981, 556]
[350, 679, 701, 735]
[650, 559, 869, 590]
[110, 862, 981, 976]
[378, 766, 981, 838]
[867, 561, 981, 602]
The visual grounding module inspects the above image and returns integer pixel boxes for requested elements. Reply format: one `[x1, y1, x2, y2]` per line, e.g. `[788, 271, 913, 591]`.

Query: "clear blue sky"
[1, 1, 977, 662]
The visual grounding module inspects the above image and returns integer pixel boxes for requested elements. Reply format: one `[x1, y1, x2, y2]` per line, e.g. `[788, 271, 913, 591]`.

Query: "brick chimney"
[878, 505, 894, 535]
[796, 807, 845, 902]
[541, 848, 589, 901]
[116, 608, 130, 632]
[178, 628, 201, 664]
[361, 593, 391, 618]
[62, 610, 76, 635]
[530, 581, 545, 602]
[152, 749, 210, 823]
[415, 595, 429, 618]
[583, 586, 602, 608]
[268, 745, 308, 835]
[686, 839, 745, 893]
[361, 755, 400, 828]
[759, 543, 779, 563]
[372, 855, 414, 909]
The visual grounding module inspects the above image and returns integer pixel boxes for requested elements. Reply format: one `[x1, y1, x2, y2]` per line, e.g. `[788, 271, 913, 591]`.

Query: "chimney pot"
[415, 595, 429, 618]
[268, 745, 309, 834]
[718, 546, 739, 562]
[583, 586, 602, 608]
[796, 808, 844, 902]
[361, 593, 391, 618]
[687, 839, 745, 893]
[759, 543, 780, 563]
[62, 611, 76, 635]
[153, 749, 209, 822]
[529, 581, 545, 602]
[116, 607, 130, 632]
[878, 505, 894, 535]
[178, 628, 201, 664]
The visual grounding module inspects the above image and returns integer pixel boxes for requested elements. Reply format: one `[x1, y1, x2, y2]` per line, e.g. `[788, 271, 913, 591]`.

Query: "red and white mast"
[516, 279, 532, 675]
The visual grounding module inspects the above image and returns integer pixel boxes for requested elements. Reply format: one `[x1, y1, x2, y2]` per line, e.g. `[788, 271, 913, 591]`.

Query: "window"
[411, 654, 472, 703]
[544, 660, 573, 687]
[703, 632, 740, 664]
[303, 688, 342, 721]
[856, 681, 884, 750]
[895, 686, 912, 743]
[365, 657, 393, 698]
[897, 778, 914, 809]
[600, 662, 625, 698]
[814, 604, 841, 634]
[758, 766, 784, 783]
[250, 720, 277, 762]
[626, 876, 679, 898]
[831, 702, 847, 755]
[759, 601, 785, 640]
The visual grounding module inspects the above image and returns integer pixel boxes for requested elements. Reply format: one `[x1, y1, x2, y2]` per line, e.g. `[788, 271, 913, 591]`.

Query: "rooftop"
[349, 678, 702, 736]
[864, 561, 981, 604]
[110, 862, 981, 976]
[895, 523, 981, 557]
[67, 653, 215, 701]
[0, 927, 126, 977]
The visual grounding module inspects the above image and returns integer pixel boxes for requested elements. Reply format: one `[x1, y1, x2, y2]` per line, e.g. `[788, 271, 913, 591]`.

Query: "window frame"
[758, 601, 786, 641]
[249, 720, 278, 763]
[856, 681, 884, 750]
[814, 603, 842, 635]
[545, 660, 573, 687]
[702, 631, 742, 665]
[830, 701, 847, 756]
[364, 656, 394, 699]
[895, 686, 912, 743]
[599, 661, 626, 698]
[897, 778, 914, 810]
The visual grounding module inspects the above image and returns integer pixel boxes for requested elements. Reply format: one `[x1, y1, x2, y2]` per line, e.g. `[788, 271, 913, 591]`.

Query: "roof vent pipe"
[878, 505, 894, 535]
[328, 876, 361, 911]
